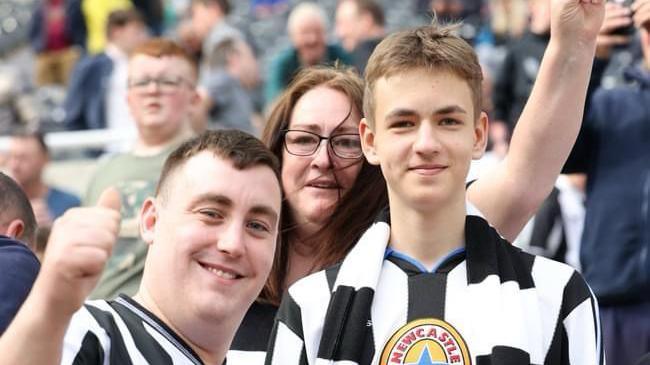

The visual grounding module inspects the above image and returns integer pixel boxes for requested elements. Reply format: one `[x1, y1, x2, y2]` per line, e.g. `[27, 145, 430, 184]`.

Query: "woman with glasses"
[228, 66, 387, 364]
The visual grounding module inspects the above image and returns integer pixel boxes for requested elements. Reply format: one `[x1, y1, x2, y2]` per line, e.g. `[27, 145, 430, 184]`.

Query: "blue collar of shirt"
[384, 246, 466, 273]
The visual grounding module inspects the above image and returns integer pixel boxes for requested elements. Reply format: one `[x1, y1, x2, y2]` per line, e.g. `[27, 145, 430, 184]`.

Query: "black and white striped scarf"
[267, 207, 603, 365]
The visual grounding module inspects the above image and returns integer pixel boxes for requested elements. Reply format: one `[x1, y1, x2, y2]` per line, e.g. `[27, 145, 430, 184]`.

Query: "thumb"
[96, 187, 121, 212]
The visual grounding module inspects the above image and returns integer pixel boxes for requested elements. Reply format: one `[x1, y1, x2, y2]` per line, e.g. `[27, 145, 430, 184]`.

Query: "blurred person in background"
[563, 1, 650, 363]
[488, 0, 529, 42]
[82, 0, 133, 54]
[131, 0, 164, 35]
[4, 131, 80, 228]
[335, 0, 386, 74]
[199, 36, 259, 134]
[63, 8, 148, 152]
[426, 0, 485, 42]
[264, 2, 352, 105]
[523, 173, 586, 270]
[492, 0, 627, 139]
[28, 0, 87, 87]
[85, 38, 199, 300]
[0, 172, 40, 335]
[492, 0, 552, 136]
[189, 0, 243, 64]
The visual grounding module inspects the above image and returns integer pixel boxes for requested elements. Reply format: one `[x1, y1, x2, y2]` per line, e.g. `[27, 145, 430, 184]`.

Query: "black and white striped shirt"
[266, 209, 604, 365]
[228, 301, 278, 364]
[61, 295, 204, 364]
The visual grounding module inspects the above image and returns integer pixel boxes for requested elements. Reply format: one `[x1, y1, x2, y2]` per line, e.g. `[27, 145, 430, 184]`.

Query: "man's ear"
[5, 219, 24, 240]
[472, 111, 489, 160]
[139, 198, 158, 246]
[360, 118, 380, 165]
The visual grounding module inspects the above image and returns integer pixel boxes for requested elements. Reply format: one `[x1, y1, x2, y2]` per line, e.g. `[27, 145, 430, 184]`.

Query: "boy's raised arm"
[468, 0, 605, 241]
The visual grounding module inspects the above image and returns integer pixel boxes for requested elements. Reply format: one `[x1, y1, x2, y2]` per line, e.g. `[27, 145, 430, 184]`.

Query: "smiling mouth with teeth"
[199, 263, 240, 280]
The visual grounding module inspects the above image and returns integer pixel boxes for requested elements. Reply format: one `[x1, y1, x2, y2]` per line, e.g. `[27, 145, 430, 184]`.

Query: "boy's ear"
[472, 111, 489, 160]
[139, 198, 158, 246]
[360, 118, 380, 165]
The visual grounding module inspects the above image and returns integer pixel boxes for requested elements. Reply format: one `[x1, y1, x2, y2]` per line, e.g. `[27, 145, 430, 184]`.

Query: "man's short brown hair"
[130, 38, 199, 79]
[155, 130, 280, 203]
[363, 22, 483, 125]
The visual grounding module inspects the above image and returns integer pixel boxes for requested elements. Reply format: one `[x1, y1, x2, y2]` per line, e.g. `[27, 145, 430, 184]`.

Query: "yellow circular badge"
[379, 318, 471, 365]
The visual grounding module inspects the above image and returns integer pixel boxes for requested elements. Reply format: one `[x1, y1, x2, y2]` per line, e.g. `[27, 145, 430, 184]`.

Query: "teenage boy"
[0, 130, 282, 365]
[266, 0, 605, 364]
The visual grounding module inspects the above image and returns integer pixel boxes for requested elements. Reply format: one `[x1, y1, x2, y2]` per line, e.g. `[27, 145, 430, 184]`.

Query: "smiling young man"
[266, 0, 606, 364]
[0, 130, 282, 365]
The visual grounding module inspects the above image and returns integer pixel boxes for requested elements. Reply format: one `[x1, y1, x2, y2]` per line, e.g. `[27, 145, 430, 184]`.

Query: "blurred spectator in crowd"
[63, 8, 148, 151]
[251, 0, 289, 19]
[524, 174, 586, 270]
[132, 0, 164, 35]
[335, 0, 385, 74]
[28, 0, 87, 87]
[85, 38, 198, 300]
[564, 1, 650, 363]
[492, 0, 550, 136]
[0, 67, 26, 135]
[492, 0, 635, 141]
[264, 2, 352, 105]
[4, 131, 80, 228]
[82, 0, 133, 53]
[422, 0, 485, 42]
[488, 0, 529, 43]
[0, 172, 40, 335]
[189, 0, 243, 64]
[199, 37, 258, 134]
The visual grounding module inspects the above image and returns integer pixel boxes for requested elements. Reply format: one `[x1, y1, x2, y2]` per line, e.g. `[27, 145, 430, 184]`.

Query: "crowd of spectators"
[0, 0, 649, 364]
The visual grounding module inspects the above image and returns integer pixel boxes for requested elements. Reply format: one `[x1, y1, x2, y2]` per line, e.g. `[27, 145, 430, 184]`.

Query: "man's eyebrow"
[385, 108, 418, 119]
[189, 193, 233, 208]
[385, 105, 467, 119]
[432, 105, 467, 115]
[249, 205, 279, 224]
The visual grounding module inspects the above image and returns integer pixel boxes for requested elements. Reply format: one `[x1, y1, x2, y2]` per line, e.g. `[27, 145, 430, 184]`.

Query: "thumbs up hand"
[33, 188, 122, 316]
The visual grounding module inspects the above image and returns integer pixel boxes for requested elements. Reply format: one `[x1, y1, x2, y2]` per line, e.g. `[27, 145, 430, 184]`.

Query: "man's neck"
[388, 195, 466, 270]
[133, 290, 230, 365]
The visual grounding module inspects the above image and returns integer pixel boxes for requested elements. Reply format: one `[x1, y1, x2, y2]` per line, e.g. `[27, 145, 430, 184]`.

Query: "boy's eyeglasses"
[282, 129, 363, 159]
[128, 76, 192, 92]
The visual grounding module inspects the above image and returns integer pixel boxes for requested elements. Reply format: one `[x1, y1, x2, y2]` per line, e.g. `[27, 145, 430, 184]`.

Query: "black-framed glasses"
[128, 76, 192, 92]
[282, 129, 363, 159]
